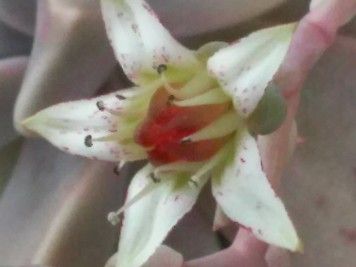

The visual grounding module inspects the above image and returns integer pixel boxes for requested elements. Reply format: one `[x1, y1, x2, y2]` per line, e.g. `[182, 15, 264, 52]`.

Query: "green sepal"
[247, 83, 287, 135]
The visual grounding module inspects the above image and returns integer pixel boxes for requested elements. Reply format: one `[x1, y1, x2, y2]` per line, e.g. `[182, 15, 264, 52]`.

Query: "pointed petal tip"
[281, 229, 302, 252]
[212, 131, 301, 253]
[208, 22, 297, 117]
[116, 165, 208, 267]
[17, 89, 147, 162]
[295, 238, 304, 253]
[20, 112, 46, 138]
[100, 0, 198, 83]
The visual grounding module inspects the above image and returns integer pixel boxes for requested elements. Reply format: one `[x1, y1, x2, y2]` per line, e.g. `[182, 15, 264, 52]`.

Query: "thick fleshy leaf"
[106, 246, 183, 267]
[100, 0, 198, 82]
[309, 0, 324, 9]
[151, 0, 286, 38]
[0, 139, 128, 265]
[208, 23, 295, 117]
[117, 164, 206, 267]
[0, 20, 32, 59]
[23, 89, 146, 162]
[308, 0, 356, 28]
[212, 131, 300, 251]
[0, 56, 28, 147]
[0, 0, 36, 35]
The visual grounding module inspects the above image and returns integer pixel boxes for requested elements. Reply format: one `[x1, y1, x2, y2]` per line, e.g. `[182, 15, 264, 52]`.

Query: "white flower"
[23, 0, 301, 266]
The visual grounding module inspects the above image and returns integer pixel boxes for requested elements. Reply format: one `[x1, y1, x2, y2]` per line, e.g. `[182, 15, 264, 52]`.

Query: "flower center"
[134, 67, 240, 166]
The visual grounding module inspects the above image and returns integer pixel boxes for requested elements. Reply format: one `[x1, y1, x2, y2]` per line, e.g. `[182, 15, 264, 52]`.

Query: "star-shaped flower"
[23, 0, 301, 266]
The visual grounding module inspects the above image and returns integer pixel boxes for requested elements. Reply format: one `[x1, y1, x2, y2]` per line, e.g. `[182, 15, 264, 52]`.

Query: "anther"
[84, 135, 93, 147]
[116, 94, 126, 100]
[166, 95, 175, 106]
[96, 100, 105, 111]
[107, 212, 122, 226]
[180, 138, 192, 144]
[149, 173, 161, 183]
[113, 165, 120, 176]
[157, 64, 167, 74]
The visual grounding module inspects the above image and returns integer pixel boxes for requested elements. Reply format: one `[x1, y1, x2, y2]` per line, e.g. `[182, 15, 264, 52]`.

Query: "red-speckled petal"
[212, 131, 301, 251]
[100, 0, 198, 83]
[23, 88, 146, 162]
[117, 164, 206, 267]
[208, 24, 295, 117]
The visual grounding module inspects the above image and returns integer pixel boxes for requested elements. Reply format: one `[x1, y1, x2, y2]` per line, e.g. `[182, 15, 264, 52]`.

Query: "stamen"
[154, 161, 203, 177]
[107, 212, 122, 225]
[180, 138, 192, 144]
[149, 172, 161, 183]
[96, 100, 105, 111]
[113, 165, 120, 175]
[181, 111, 241, 142]
[160, 73, 181, 98]
[177, 71, 217, 99]
[157, 64, 168, 74]
[166, 95, 175, 106]
[84, 135, 93, 147]
[116, 94, 127, 100]
[190, 139, 233, 183]
[174, 88, 231, 107]
[93, 100, 123, 117]
[107, 179, 163, 226]
[93, 122, 137, 142]
[158, 70, 217, 100]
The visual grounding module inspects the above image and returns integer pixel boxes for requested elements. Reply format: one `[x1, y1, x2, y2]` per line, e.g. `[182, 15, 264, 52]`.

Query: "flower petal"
[100, 0, 198, 82]
[208, 23, 295, 117]
[117, 164, 206, 267]
[212, 131, 301, 251]
[23, 89, 146, 162]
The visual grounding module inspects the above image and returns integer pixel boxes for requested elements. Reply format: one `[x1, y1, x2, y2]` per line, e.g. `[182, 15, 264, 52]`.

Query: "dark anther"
[180, 138, 192, 144]
[149, 173, 160, 183]
[113, 165, 120, 175]
[166, 95, 175, 106]
[157, 64, 167, 74]
[96, 100, 105, 111]
[84, 135, 93, 147]
[116, 94, 126, 100]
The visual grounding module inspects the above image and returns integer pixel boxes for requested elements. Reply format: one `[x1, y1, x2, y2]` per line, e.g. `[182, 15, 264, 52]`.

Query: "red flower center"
[135, 85, 232, 166]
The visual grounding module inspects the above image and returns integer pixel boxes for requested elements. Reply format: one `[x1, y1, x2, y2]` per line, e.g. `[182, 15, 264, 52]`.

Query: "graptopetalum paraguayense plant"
[22, 0, 349, 266]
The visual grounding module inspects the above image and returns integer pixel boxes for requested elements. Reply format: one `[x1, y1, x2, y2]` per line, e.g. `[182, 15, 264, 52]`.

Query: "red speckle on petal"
[240, 158, 246, 163]
[218, 71, 225, 77]
[162, 54, 169, 63]
[315, 195, 327, 208]
[339, 227, 356, 245]
[238, 223, 252, 233]
[231, 39, 240, 45]
[142, 3, 158, 18]
[174, 195, 179, 201]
